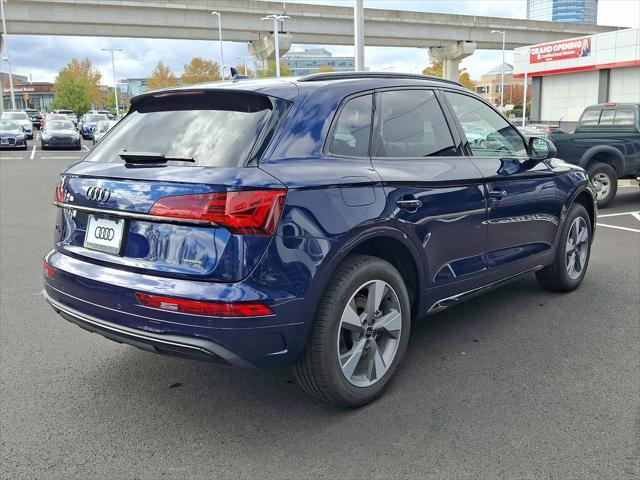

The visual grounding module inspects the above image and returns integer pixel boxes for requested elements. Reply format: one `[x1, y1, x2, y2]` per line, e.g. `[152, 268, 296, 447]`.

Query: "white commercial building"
[514, 27, 640, 122]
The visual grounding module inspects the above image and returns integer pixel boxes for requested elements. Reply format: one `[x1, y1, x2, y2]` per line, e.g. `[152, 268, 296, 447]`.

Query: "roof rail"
[297, 71, 461, 86]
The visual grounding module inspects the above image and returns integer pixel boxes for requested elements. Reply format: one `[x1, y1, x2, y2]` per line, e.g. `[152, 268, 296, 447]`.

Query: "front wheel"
[536, 204, 592, 292]
[588, 162, 617, 208]
[294, 255, 411, 407]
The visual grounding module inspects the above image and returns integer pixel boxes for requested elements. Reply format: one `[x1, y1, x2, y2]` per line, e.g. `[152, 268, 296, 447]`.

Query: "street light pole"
[211, 12, 224, 80]
[261, 14, 290, 78]
[1, 0, 16, 110]
[102, 48, 122, 116]
[354, 0, 365, 71]
[491, 30, 506, 110]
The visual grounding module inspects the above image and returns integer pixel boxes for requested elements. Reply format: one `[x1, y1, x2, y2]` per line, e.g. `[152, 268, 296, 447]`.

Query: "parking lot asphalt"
[1, 153, 639, 480]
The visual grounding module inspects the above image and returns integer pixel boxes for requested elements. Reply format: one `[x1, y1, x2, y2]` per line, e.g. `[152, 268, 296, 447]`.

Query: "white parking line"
[597, 223, 640, 233]
[36, 132, 40, 141]
[632, 212, 640, 222]
[83, 145, 89, 151]
[598, 211, 640, 218]
[30, 144, 36, 160]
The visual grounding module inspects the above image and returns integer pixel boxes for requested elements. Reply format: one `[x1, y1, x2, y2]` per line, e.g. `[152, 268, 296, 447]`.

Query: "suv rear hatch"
[53, 88, 291, 282]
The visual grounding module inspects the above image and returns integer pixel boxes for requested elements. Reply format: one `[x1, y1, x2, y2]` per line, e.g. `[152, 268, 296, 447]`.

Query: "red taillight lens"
[43, 262, 56, 279]
[149, 189, 287, 236]
[54, 183, 64, 203]
[135, 292, 273, 317]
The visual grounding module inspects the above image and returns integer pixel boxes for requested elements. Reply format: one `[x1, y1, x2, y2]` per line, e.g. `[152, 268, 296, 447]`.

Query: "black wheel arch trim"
[579, 145, 626, 175]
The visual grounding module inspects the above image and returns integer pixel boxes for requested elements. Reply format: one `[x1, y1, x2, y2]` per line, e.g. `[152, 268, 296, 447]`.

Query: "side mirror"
[528, 136, 557, 160]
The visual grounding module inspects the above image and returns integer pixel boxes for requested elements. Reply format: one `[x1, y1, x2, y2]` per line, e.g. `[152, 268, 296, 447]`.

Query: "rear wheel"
[536, 203, 592, 292]
[588, 162, 617, 208]
[294, 255, 411, 407]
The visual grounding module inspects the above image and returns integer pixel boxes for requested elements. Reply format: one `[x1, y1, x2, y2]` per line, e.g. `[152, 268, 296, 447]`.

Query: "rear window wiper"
[119, 150, 195, 164]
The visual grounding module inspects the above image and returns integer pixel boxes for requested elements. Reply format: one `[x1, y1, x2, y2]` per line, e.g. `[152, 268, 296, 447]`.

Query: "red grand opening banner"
[529, 37, 592, 64]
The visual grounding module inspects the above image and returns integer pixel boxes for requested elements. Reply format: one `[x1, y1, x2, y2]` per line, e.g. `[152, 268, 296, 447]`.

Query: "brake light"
[43, 262, 56, 279]
[604, 102, 617, 106]
[135, 292, 273, 317]
[149, 190, 287, 236]
[54, 183, 64, 203]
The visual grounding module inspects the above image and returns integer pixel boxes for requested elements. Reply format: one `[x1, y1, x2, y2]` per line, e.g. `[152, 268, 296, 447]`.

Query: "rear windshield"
[84, 91, 275, 167]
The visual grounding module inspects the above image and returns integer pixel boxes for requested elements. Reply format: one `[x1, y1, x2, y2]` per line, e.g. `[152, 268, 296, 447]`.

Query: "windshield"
[0, 121, 20, 130]
[2, 112, 28, 120]
[85, 114, 108, 122]
[47, 121, 75, 131]
[85, 92, 275, 167]
[96, 121, 110, 133]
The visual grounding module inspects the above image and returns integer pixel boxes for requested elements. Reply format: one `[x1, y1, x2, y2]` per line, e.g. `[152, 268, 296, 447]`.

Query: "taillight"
[43, 262, 56, 279]
[149, 189, 287, 236]
[135, 292, 273, 317]
[54, 183, 64, 203]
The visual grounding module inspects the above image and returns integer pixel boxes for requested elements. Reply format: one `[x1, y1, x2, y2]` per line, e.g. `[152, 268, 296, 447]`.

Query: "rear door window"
[372, 90, 456, 158]
[328, 94, 373, 157]
[84, 91, 277, 167]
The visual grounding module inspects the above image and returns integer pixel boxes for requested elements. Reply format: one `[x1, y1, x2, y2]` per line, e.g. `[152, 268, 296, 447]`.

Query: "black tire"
[21, 144, 28, 151]
[587, 162, 617, 208]
[536, 203, 592, 292]
[294, 254, 411, 407]
[41, 143, 47, 150]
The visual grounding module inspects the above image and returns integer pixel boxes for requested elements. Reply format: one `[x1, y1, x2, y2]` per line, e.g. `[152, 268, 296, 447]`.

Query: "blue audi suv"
[44, 73, 596, 407]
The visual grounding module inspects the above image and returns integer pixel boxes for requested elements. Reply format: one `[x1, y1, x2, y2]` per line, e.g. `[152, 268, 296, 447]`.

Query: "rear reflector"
[54, 183, 64, 203]
[43, 262, 56, 279]
[135, 292, 273, 317]
[149, 189, 287, 236]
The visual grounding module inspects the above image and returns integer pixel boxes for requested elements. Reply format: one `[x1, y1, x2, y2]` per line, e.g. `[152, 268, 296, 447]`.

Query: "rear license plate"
[83, 215, 125, 255]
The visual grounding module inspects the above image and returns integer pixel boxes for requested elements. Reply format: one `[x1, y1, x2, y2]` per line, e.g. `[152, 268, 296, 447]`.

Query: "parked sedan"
[79, 113, 109, 140]
[0, 120, 28, 150]
[25, 109, 43, 129]
[41, 120, 82, 150]
[0, 111, 33, 139]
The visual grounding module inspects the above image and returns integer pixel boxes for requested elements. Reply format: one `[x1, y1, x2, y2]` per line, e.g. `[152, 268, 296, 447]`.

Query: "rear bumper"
[43, 249, 312, 368]
[44, 290, 250, 367]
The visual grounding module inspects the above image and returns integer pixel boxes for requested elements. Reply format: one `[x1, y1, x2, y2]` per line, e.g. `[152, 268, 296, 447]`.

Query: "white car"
[1, 111, 33, 139]
[92, 120, 118, 144]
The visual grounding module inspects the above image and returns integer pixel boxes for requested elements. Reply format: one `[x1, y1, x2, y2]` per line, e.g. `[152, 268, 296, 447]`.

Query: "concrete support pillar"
[429, 41, 476, 81]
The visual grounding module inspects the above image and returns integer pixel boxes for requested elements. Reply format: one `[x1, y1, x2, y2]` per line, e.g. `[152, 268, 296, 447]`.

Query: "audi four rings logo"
[94, 226, 115, 241]
[86, 186, 111, 203]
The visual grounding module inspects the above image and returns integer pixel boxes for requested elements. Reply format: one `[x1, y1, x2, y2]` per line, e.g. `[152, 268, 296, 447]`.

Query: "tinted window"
[85, 92, 274, 167]
[444, 91, 527, 157]
[328, 95, 372, 157]
[599, 109, 615, 127]
[579, 109, 601, 127]
[613, 108, 635, 127]
[373, 90, 456, 158]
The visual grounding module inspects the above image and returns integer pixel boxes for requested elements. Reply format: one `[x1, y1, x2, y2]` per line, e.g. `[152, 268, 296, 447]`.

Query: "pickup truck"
[549, 103, 640, 207]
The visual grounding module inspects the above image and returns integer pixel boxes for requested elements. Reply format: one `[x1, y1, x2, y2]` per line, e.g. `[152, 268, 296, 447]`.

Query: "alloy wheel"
[565, 216, 589, 280]
[592, 173, 611, 201]
[337, 280, 402, 387]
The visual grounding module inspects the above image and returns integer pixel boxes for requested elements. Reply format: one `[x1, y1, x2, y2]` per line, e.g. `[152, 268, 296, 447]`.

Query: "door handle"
[396, 197, 423, 211]
[488, 189, 507, 200]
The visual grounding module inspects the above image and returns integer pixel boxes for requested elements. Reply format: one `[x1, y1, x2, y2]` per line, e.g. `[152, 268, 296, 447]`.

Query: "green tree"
[181, 57, 220, 84]
[147, 62, 179, 91]
[51, 76, 91, 116]
[258, 60, 292, 78]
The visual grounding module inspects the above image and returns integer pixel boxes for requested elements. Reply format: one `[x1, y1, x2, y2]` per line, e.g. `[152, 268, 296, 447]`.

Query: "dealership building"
[513, 27, 640, 122]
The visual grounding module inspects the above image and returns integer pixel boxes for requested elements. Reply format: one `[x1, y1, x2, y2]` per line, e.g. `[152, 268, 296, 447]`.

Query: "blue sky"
[3, 0, 639, 85]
